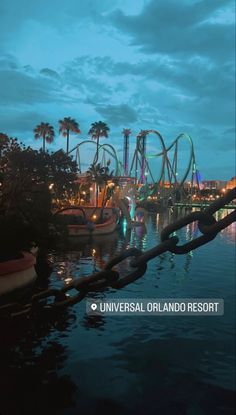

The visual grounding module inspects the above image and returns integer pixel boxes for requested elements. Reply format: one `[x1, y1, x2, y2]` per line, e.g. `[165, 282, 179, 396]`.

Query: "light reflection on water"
[0, 209, 235, 415]
[216, 209, 236, 244]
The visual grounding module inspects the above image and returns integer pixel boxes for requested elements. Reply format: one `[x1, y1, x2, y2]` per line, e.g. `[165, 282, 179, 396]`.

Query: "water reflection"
[0, 209, 235, 415]
[43, 209, 235, 319]
[130, 224, 147, 251]
[108, 335, 236, 415]
[155, 211, 173, 230]
[0, 315, 77, 415]
[82, 314, 106, 330]
[216, 209, 236, 244]
[47, 209, 235, 289]
[48, 210, 196, 291]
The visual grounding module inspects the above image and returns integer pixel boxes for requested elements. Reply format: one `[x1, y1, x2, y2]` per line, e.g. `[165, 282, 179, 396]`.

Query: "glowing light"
[49, 183, 54, 190]
[92, 214, 97, 219]
[65, 277, 73, 284]
[92, 249, 96, 256]
[122, 219, 127, 233]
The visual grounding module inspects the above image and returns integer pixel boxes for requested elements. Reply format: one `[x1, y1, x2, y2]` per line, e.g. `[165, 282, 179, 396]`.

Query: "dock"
[175, 202, 236, 210]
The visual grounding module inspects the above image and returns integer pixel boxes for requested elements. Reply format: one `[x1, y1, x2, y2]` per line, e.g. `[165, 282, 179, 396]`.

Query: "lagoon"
[0, 209, 235, 415]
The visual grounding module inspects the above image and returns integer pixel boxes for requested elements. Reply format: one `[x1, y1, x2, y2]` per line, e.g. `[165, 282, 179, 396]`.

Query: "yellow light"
[49, 183, 54, 190]
[222, 188, 226, 193]
[89, 187, 93, 191]
[92, 214, 97, 219]
[64, 277, 73, 284]
[82, 191, 86, 195]
[92, 249, 96, 255]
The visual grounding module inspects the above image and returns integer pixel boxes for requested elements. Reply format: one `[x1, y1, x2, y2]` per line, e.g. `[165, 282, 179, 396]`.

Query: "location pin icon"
[91, 303, 97, 311]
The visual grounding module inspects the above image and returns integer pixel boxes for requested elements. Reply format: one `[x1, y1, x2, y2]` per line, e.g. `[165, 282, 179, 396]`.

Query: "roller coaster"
[69, 130, 199, 202]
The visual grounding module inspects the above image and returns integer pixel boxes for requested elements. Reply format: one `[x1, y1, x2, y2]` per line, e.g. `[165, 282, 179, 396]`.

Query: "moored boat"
[0, 251, 37, 297]
[55, 206, 119, 237]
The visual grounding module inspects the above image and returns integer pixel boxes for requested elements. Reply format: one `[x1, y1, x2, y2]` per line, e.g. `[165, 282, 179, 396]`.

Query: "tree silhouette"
[59, 117, 80, 154]
[88, 121, 110, 164]
[34, 123, 55, 152]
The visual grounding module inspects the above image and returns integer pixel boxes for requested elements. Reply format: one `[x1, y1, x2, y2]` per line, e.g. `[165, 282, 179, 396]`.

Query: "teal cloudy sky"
[0, 0, 235, 179]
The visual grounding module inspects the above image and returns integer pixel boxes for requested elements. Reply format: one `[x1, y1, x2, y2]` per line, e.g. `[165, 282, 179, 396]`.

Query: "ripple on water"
[0, 210, 235, 414]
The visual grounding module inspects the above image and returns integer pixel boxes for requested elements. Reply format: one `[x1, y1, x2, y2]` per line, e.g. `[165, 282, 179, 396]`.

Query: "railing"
[175, 202, 236, 210]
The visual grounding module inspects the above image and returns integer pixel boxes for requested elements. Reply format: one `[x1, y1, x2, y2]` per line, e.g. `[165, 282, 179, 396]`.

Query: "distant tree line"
[33, 118, 110, 157]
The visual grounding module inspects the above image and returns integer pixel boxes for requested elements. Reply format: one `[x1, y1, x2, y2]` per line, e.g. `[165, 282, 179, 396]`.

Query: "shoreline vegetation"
[0, 120, 115, 261]
[0, 137, 76, 260]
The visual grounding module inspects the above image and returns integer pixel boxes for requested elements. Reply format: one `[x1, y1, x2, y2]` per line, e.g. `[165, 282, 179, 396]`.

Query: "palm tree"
[87, 162, 114, 212]
[34, 123, 55, 152]
[122, 128, 131, 176]
[59, 117, 81, 154]
[88, 121, 110, 164]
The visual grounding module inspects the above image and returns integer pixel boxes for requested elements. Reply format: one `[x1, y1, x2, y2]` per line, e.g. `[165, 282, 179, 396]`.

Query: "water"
[0, 210, 235, 415]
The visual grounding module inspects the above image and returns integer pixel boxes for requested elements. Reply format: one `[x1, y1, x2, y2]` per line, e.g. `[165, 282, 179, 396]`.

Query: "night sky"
[0, 0, 235, 180]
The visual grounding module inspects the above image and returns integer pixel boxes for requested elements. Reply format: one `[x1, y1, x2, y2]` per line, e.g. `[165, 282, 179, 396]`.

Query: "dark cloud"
[111, 0, 234, 61]
[71, 55, 234, 126]
[0, 109, 47, 134]
[0, 55, 18, 70]
[0, 69, 55, 104]
[0, 0, 117, 37]
[95, 104, 138, 125]
[0, 0, 234, 179]
[40, 68, 61, 80]
[62, 57, 112, 103]
[0, 57, 73, 106]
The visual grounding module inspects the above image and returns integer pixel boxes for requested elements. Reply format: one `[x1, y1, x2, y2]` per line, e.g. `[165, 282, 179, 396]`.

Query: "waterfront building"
[201, 180, 227, 190]
[226, 177, 236, 189]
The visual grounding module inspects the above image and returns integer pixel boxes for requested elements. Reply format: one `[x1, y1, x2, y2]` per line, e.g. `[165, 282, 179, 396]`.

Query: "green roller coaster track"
[129, 130, 198, 199]
[69, 131, 199, 200]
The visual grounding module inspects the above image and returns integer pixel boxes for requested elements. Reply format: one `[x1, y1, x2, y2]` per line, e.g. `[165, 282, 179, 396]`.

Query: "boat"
[55, 206, 120, 237]
[0, 251, 37, 297]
